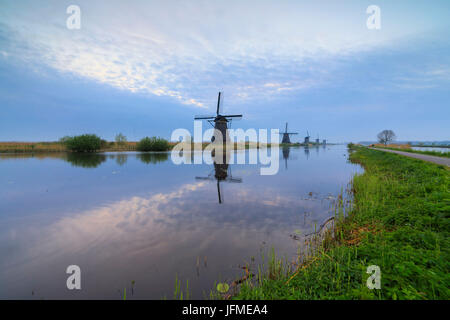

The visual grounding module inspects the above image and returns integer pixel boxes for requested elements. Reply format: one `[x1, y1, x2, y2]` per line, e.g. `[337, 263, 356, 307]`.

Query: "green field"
[231, 146, 449, 299]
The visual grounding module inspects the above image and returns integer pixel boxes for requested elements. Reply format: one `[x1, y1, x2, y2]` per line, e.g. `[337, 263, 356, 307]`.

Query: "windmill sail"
[216, 92, 222, 115]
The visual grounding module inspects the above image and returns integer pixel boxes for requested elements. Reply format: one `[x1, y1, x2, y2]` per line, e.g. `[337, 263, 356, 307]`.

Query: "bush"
[64, 134, 102, 152]
[137, 136, 170, 152]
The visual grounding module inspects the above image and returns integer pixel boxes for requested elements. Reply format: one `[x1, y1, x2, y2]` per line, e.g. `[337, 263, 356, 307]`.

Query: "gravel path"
[370, 148, 450, 167]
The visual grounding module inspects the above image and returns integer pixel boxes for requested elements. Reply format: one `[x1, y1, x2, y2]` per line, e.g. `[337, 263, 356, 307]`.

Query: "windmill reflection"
[195, 150, 242, 204]
[281, 146, 298, 170]
[282, 146, 290, 170]
[304, 146, 310, 159]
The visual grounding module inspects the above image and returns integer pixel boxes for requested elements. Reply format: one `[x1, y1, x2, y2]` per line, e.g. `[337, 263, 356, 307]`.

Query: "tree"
[137, 137, 170, 151]
[59, 136, 72, 144]
[64, 134, 102, 152]
[377, 130, 396, 145]
[115, 133, 127, 146]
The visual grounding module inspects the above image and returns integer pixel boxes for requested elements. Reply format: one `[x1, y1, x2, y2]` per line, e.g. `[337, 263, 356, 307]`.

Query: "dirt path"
[369, 148, 450, 167]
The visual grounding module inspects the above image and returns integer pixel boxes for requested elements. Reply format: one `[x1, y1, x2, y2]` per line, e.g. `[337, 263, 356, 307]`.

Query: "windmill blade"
[195, 115, 215, 120]
[285, 122, 288, 133]
[224, 114, 242, 118]
[195, 176, 214, 180]
[216, 92, 222, 115]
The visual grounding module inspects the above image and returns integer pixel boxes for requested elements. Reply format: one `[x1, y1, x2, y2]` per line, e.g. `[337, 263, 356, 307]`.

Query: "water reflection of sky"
[0, 145, 362, 299]
[411, 146, 450, 153]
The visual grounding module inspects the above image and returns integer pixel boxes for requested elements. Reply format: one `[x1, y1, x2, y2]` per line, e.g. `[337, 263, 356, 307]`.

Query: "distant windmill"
[315, 134, 320, 144]
[194, 92, 242, 143]
[279, 122, 298, 144]
[304, 130, 310, 144]
[322, 139, 327, 145]
[195, 152, 242, 204]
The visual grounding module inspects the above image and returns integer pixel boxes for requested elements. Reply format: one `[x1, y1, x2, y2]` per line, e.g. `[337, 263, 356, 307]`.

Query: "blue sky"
[0, 0, 449, 142]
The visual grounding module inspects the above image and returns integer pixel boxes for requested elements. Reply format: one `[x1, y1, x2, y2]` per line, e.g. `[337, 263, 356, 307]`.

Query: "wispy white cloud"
[393, 65, 450, 89]
[0, 0, 443, 110]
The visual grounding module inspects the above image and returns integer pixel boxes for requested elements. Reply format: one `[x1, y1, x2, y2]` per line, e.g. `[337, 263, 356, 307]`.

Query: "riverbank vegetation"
[136, 136, 170, 151]
[0, 138, 274, 153]
[0, 135, 167, 153]
[0, 142, 67, 153]
[230, 146, 449, 299]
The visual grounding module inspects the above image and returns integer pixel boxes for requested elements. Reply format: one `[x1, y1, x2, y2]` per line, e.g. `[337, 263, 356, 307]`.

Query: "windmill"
[322, 139, 327, 145]
[315, 134, 320, 145]
[195, 151, 242, 204]
[304, 130, 310, 144]
[279, 122, 298, 144]
[194, 92, 242, 143]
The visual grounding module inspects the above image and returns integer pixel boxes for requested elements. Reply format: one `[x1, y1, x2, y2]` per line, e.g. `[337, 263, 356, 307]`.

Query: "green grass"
[377, 146, 450, 158]
[231, 146, 449, 300]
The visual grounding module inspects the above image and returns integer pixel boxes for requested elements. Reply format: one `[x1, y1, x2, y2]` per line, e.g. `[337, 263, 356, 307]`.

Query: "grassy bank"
[232, 146, 449, 299]
[0, 141, 138, 153]
[0, 141, 272, 153]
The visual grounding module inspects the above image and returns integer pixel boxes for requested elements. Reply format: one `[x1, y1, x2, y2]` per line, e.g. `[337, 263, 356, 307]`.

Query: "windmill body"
[304, 131, 310, 144]
[194, 92, 242, 143]
[279, 122, 298, 144]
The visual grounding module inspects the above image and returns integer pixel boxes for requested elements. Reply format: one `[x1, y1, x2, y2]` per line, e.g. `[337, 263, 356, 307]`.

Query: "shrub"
[64, 134, 102, 152]
[137, 136, 170, 152]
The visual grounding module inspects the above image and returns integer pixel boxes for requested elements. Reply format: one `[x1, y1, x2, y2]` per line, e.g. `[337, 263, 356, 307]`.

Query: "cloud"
[1, 0, 447, 110]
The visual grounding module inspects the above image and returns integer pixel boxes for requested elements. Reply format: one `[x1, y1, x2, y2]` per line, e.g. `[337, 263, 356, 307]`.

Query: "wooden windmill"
[304, 130, 310, 144]
[279, 122, 298, 144]
[194, 92, 242, 143]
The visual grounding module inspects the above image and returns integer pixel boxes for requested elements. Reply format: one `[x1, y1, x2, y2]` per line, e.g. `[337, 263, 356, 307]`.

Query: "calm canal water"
[0, 145, 362, 299]
[411, 146, 450, 153]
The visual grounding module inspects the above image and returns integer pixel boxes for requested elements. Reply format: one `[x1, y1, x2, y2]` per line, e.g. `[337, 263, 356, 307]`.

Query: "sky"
[0, 0, 449, 142]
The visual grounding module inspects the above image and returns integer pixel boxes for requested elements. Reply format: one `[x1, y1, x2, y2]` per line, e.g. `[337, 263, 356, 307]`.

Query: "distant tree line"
[60, 134, 170, 152]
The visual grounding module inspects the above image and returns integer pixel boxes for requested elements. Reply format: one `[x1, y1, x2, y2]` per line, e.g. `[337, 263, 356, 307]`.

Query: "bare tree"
[115, 133, 127, 146]
[377, 130, 396, 145]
